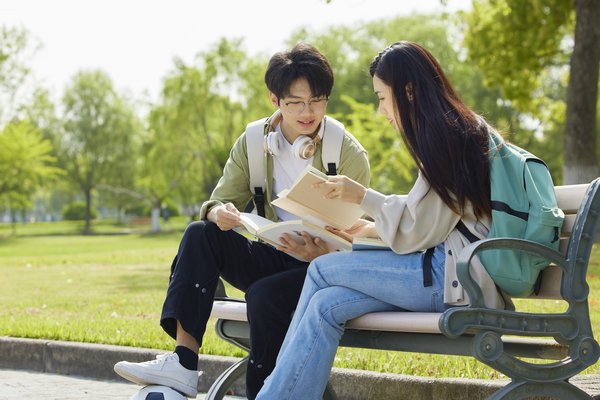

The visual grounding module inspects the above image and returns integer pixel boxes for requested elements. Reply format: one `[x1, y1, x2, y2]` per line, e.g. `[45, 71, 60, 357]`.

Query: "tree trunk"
[84, 189, 92, 234]
[151, 204, 161, 232]
[563, 0, 600, 184]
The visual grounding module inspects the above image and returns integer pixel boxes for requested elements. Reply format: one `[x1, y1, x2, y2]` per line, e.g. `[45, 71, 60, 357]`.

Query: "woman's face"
[373, 75, 401, 131]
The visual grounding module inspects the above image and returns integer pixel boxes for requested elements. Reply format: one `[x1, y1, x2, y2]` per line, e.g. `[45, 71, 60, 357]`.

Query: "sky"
[2, 0, 472, 103]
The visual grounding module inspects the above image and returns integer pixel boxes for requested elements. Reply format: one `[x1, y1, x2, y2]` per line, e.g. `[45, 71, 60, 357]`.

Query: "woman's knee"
[304, 288, 347, 330]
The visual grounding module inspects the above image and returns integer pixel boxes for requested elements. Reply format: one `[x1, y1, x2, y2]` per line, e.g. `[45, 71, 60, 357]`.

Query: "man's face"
[270, 77, 328, 143]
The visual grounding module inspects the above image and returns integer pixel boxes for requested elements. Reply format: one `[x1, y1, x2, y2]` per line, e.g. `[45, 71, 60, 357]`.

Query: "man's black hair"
[264, 43, 334, 101]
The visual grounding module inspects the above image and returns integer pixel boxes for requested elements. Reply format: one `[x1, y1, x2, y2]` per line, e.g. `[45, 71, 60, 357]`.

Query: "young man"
[114, 43, 370, 399]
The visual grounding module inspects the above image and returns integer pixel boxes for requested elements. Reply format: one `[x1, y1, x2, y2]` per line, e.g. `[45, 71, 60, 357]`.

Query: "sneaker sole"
[114, 363, 197, 398]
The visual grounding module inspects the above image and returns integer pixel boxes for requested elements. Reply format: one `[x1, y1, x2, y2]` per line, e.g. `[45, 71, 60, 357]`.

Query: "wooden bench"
[129, 217, 152, 226]
[207, 179, 600, 400]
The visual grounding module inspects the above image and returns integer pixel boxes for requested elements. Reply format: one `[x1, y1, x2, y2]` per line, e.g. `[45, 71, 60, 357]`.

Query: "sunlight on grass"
[1, 220, 599, 379]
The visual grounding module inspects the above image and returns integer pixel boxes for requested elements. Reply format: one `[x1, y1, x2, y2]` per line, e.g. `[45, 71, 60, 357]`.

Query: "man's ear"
[269, 92, 280, 108]
[405, 82, 413, 103]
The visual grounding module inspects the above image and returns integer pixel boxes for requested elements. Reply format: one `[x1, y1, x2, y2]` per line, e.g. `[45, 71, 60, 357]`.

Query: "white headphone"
[263, 111, 325, 160]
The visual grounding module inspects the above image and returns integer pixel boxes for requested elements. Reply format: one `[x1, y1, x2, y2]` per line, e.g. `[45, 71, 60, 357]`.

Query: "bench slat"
[345, 311, 442, 333]
[211, 301, 444, 334]
[556, 184, 589, 213]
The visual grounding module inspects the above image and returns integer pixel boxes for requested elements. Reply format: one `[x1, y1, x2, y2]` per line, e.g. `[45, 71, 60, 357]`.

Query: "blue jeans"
[255, 244, 448, 400]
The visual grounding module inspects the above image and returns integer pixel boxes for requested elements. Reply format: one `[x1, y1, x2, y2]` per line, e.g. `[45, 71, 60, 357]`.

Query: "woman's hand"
[206, 203, 241, 231]
[276, 232, 330, 262]
[326, 219, 377, 242]
[313, 175, 367, 205]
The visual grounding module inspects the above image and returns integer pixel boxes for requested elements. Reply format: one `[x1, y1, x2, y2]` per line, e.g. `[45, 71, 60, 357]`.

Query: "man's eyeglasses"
[281, 98, 329, 114]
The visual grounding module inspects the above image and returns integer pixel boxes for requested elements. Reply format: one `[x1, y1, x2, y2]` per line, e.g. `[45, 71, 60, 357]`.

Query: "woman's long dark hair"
[370, 41, 491, 219]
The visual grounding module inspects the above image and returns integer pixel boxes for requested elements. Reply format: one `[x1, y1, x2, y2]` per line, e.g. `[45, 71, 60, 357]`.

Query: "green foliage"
[333, 95, 416, 194]
[143, 38, 271, 213]
[463, 0, 574, 109]
[0, 25, 38, 124]
[62, 201, 98, 221]
[57, 70, 141, 231]
[461, 0, 597, 183]
[0, 121, 62, 208]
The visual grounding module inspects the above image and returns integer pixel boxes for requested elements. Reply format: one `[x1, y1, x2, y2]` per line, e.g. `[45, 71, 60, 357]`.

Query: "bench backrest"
[522, 179, 600, 300]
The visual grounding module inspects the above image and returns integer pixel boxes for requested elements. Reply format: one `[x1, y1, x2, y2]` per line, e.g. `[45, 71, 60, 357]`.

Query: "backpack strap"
[245, 117, 269, 217]
[320, 116, 345, 175]
[456, 220, 480, 243]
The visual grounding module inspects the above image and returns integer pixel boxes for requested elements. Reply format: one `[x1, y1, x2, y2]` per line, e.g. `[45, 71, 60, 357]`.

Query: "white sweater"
[360, 173, 505, 309]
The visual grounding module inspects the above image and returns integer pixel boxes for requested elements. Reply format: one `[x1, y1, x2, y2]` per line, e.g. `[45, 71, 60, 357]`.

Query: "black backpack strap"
[253, 187, 265, 218]
[326, 162, 337, 176]
[422, 247, 435, 287]
[456, 220, 479, 243]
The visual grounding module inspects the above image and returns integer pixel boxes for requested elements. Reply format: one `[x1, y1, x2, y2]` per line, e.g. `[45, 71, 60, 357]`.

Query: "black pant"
[160, 220, 307, 399]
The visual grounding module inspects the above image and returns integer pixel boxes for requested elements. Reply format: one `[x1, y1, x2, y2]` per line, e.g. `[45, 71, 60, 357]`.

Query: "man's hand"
[276, 231, 330, 262]
[207, 203, 241, 231]
[326, 219, 378, 242]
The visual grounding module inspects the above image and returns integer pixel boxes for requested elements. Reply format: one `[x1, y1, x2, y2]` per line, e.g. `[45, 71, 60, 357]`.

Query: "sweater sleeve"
[199, 134, 253, 220]
[337, 133, 370, 187]
[360, 173, 461, 254]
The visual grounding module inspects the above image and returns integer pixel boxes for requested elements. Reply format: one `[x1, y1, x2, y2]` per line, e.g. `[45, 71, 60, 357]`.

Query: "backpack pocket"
[524, 205, 564, 271]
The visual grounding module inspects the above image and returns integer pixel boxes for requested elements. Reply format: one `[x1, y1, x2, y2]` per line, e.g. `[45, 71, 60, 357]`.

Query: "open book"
[271, 164, 364, 230]
[352, 236, 390, 251]
[239, 213, 352, 261]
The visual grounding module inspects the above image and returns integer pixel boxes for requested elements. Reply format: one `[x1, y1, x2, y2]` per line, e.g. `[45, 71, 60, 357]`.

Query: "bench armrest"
[456, 237, 567, 308]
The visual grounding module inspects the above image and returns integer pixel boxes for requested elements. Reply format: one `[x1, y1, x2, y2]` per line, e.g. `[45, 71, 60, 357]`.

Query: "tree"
[58, 70, 141, 233]
[139, 39, 271, 231]
[0, 121, 61, 216]
[0, 25, 39, 125]
[462, 0, 600, 184]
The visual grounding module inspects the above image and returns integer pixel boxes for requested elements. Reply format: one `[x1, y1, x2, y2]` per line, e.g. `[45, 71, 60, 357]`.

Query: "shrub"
[62, 202, 98, 221]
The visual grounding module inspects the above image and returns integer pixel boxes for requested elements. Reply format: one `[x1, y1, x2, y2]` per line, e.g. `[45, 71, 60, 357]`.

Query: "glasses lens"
[284, 99, 328, 114]
[310, 99, 328, 112]
[286, 102, 304, 114]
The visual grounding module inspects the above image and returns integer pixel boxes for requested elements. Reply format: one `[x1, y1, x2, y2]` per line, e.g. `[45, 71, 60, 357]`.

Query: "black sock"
[174, 346, 198, 371]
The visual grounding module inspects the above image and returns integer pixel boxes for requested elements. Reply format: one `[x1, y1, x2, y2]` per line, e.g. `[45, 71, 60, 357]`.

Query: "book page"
[271, 164, 363, 230]
[239, 213, 273, 235]
[257, 219, 352, 254]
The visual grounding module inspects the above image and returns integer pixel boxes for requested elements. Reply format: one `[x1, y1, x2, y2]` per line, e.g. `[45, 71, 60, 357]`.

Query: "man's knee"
[183, 220, 218, 240]
[245, 279, 273, 317]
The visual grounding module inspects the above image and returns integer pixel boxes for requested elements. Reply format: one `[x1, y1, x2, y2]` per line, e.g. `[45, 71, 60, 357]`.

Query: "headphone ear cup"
[292, 135, 316, 160]
[264, 131, 282, 156]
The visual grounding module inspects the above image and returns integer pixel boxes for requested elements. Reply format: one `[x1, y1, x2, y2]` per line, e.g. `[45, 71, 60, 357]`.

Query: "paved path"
[0, 369, 243, 400]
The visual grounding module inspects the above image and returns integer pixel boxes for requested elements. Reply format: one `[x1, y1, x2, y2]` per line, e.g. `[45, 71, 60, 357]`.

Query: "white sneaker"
[114, 353, 198, 398]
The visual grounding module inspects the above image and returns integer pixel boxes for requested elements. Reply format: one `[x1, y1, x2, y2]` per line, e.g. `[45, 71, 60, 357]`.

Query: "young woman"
[255, 41, 507, 400]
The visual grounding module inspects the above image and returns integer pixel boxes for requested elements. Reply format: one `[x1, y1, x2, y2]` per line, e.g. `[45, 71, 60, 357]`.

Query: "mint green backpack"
[459, 129, 564, 297]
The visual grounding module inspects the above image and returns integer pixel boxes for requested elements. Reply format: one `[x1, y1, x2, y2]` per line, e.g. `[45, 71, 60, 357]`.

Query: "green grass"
[1, 220, 599, 379]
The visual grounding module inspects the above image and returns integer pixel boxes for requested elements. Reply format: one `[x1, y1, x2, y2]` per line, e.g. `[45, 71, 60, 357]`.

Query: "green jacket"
[200, 113, 370, 222]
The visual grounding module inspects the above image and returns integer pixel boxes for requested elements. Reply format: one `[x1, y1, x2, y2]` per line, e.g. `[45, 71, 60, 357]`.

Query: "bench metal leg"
[487, 379, 594, 400]
[203, 352, 338, 400]
[205, 356, 248, 400]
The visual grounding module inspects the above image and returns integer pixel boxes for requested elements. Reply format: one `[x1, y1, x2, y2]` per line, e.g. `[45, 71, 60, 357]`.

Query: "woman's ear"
[269, 92, 280, 108]
[405, 83, 413, 103]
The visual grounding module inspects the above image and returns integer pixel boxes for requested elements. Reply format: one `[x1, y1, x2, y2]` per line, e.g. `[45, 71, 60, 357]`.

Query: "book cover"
[271, 164, 364, 230]
[239, 213, 352, 261]
[351, 236, 390, 251]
